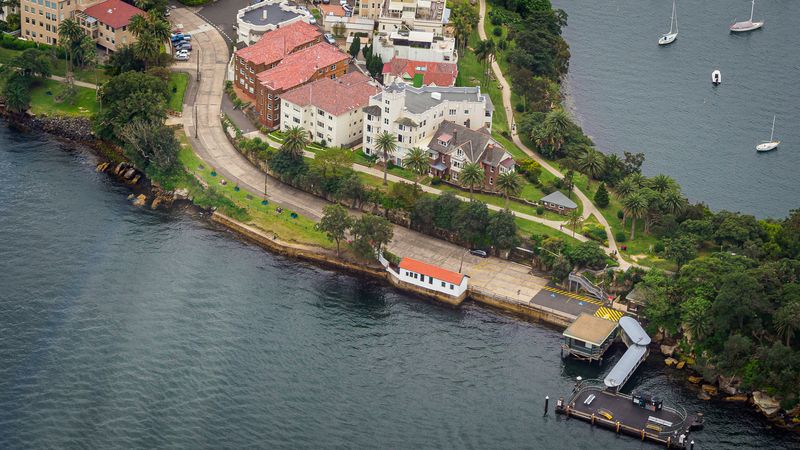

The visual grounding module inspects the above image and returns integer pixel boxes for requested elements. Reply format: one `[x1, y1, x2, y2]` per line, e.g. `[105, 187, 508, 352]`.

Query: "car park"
[469, 249, 488, 258]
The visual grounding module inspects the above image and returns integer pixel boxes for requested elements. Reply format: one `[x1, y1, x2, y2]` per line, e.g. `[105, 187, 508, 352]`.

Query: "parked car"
[176, 42, 192, 51]
[322, 0, 330, 4]
[324, 33, 336, 45]
[174, 50, 189, 60]
[308, 17, 317, 25]
[469, 249, 488, 258]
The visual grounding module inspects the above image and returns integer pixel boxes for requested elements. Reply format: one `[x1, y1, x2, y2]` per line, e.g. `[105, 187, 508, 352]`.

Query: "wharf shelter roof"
[563, 313, 618, 346]
[399, 257, 464, 285]
[619, 316, 651, 346]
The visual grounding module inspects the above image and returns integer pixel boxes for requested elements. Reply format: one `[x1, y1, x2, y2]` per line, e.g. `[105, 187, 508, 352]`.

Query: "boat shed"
[561, 313, 618, 362]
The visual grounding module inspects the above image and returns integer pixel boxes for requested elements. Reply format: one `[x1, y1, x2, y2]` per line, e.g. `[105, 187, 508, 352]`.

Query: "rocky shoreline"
[3, 110, 797, 436]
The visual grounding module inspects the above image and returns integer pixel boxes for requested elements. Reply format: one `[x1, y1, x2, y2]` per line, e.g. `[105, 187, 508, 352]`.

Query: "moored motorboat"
[711, 70, 721, 86]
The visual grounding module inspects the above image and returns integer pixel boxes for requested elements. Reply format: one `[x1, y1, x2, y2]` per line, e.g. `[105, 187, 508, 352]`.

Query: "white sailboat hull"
[711, 70, 722, 85]
[730, 20, 764, 32]
[756, 141, 780, 152]
[658, 33, 678, 45]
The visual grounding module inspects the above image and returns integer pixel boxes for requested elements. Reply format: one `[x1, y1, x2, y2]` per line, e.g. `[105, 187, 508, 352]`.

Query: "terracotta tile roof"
[319, 4, 346, 17]
[399, 258, 465, 285]
[83, 0, 144, 29]
[257, 42, 349, 91]
[281, 71, 379, 116]
[382, 57, 458, 87]
[236, 21, 321, 67]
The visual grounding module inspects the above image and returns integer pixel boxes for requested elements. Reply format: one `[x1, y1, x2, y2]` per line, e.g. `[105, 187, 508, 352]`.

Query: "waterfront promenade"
[171, 7, 606, 322]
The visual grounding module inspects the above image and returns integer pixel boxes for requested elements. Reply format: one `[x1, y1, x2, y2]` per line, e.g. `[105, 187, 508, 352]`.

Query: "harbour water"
[553, 0, 800, 218]
[2, 126, 799, 448]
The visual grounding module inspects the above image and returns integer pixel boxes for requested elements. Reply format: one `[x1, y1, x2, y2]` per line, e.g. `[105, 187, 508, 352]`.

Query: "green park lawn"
[29, 79, 100, 117]
[167, 72, 189, 112]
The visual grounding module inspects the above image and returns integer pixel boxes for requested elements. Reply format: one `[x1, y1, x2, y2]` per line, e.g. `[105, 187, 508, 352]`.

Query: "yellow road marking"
[541, 286, 604, 306]
[594, 307, 624, 322]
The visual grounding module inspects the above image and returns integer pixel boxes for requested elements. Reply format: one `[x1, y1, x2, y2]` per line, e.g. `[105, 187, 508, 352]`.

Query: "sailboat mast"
[750, 0, 755, 22]
[675, 1, 678, 32]
[770, 115, 775, 141]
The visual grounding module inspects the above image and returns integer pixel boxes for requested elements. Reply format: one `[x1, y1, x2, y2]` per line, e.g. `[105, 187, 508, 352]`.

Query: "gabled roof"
[540, 191, 577, 209]
[382, 57, 458, 87]
[563, 313, 618, 346]
[399, 258, 464, 285]
[257, 42, 349, 91]
[236, 21, 321, 67]
[83, 0, 144, 29]
[280, 72, 379, 116]
[427, 121, 497, 163]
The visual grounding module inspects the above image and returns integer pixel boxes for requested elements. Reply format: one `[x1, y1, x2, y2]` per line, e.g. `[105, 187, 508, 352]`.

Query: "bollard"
[616, 421, 620, 433]
[690, 440, 694, 450]
[544, 396, 549, 416]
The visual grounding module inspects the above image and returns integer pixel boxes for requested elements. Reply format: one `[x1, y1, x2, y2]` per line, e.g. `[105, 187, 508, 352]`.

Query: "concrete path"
[169, 6, 599, 311]
[477, 0, 630, 270]
[49, 75, 98, 90]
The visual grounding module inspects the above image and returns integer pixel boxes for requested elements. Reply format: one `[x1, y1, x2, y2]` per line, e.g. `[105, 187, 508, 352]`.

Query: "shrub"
[540, 184, 554, 195]
[515, 103, 525, 112]
[654, 241, 665, 254]
[617, 209, 624, 219]
[320, 140, 327, 148]
[431, 176, 442, 186]
[493, 26, 503, 37]
[387, 160, 395, 169]
[498, 39, 508, 50]
[490, 15, 502, 26]
[615, 231, 627, 243]
[536, 206, 544, 215]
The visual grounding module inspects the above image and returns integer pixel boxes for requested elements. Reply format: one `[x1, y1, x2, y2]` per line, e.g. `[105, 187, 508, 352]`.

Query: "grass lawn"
[167, 72, 189, 112]
[456, 31, 509, 135]
[29, 79, 100, 117]
[175, 132, 334, 248]
[0, 47, 110, 85]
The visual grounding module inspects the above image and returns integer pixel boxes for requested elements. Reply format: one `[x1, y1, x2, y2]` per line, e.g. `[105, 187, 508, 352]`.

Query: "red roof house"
[83, 0, 144, 29]
[382, 57, 458, 87]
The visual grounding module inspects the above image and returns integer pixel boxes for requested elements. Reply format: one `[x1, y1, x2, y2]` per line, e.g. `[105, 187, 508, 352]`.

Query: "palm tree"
[663, 188, 686, 215]
[281, 126, 309, 158]
[495, 171, 522, 209]
[775, 301, 800, 347]
[541, 109, 571, 154]
[577, 148, 605, 186]
[130, 11, 171, 69]
[650, 174, 674, 193]
[375, 131, 397, 185]
[566, 209, 583, 237]
[623, 192, 647, 240]
[459, 162, 484, 198]
[58, 18, 83, 85]
[403, 147, 429, 185]
[615, 176, 636, 200]
[2, 77, 30, 115]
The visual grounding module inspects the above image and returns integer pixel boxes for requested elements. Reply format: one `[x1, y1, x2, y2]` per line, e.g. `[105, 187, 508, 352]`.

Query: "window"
[366, 125, 372, 132]
[464, 110, 469, 114]
[441, 281, 445, 287]
[385, 100, 390, 105]
[397, 135, 403, 143]
[366, 136, 372, 143]
[293, 117, 300, 124]
[318, 108, 324, 115]
[384, 118, 389, 125]
[429, 277, 433, 285]
[398, 124, 404, 131]
[449, 109, 456, 116]
[330, 64, 336, 70]
[367, 114, 373, 121]
[267, 114, 272, 119]
[489, 177, 493, 185]
[450, 284, 454, 289]
[384, 107, 389, 114]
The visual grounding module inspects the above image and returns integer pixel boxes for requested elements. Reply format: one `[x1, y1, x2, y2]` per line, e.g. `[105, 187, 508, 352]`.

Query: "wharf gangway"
[603, 316, 651, 391]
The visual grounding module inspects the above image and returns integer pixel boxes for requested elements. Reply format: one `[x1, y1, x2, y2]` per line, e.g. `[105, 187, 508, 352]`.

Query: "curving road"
[477, 0, 628, 269]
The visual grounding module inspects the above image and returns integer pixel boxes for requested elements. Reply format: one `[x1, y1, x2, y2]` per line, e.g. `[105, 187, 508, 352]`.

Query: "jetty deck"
[559, 385, 692, 448]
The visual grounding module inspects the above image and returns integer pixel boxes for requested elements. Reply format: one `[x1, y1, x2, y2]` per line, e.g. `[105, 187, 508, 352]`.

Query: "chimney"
[453, 129, 457, 142]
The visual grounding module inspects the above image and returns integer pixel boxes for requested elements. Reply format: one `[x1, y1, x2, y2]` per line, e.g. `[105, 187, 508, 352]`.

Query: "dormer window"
[437, 133, 452, 147]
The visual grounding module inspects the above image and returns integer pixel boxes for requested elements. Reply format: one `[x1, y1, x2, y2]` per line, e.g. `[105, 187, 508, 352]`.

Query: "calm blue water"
[553, 0, 800, 218]
[1, 125, 799, 448]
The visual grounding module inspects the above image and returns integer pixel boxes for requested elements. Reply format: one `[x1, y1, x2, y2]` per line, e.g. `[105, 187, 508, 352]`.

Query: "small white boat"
[730, 0, 764, 32]
[711, 70, 721, 85]
[756, 115, 780, 152]
[658, 0, 679, 45]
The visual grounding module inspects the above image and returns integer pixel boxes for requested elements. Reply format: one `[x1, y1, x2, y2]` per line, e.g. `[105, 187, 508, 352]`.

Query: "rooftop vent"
[430, 92, 441, 100]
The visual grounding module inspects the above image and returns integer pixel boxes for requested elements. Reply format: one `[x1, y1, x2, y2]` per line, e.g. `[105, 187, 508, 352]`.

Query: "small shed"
[540, 191, 578, 214]
[561, 313, 619, 362]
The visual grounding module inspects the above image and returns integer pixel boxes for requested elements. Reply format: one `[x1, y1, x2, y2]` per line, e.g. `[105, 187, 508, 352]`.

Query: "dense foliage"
[634, 209, 800, 407]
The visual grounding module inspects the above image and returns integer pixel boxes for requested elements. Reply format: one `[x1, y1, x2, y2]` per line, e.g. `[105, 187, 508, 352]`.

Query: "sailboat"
[730, 0, 764, 32]
[756, 115, 780, 152]
[658, 0, 678, 45]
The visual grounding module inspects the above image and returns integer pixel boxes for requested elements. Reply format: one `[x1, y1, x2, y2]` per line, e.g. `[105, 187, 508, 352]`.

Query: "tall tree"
[594, 182, 609, 208]
[566, 209, 583, 237]
[129, 11, 170, 69]
[403, 147, 429, 185]
[495, 171, 522, 209]
[374, 131, 397, 185]
[1, 73, 31, 114]
[58, 18, 83, 85]
[623, 191, 647, 240]
[348, 37, 361, 59]
[775, 300, 800, 347]
[577, 147, 605, 185]
[281, 126, 309, 158]
[459, 162, 484, 198]
[319, 204, 353, 257]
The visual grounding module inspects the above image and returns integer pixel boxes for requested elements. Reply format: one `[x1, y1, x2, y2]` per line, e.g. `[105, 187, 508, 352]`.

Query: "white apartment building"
[372, 29, 456, 64]
[375, 0, 448, 35]
[361, 83, 493, 165]
[235, 0, 312, 45]
[280, 72, 380, 148]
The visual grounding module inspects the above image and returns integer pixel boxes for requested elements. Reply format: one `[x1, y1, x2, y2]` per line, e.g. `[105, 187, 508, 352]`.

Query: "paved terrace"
[171, 6, 606, 320]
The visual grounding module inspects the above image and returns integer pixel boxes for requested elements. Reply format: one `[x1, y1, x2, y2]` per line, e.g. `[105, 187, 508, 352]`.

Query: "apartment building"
[20, 0, 140, 51]
[361, 83, 493, 166]
[376, 0, 447, 35]
[255, 42, 350, 130]
[233, 20, 321, 99]
[372, 29, 456, 64]
[280, 71, 380, 148]
[427, 121, 515, 189]
[355, 0, 381, 20]
[382, 57, 457, 87]
[235, 0, 312, 45]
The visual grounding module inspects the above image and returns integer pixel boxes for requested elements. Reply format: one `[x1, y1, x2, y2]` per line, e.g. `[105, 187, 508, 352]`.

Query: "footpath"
[169, 6, 611, 325]
[476, 0, 630, 270]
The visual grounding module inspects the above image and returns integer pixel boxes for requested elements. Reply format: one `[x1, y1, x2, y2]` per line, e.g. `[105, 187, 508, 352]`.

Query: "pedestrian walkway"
[541, 285, 603, 306]
[594, 307, 625, 322]
[49, 75, 98, 90]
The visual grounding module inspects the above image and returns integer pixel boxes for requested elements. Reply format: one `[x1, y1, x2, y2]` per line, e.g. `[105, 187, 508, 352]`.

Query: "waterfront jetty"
[560, 313, 618, 363]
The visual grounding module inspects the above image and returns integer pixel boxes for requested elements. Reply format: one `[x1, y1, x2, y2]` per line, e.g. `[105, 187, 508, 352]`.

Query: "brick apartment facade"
[233, 20, 321, 99]
[254, 42, 349, 130]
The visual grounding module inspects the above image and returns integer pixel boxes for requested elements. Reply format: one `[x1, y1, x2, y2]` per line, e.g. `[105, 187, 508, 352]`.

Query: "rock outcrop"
[752, 391, 781, 418]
